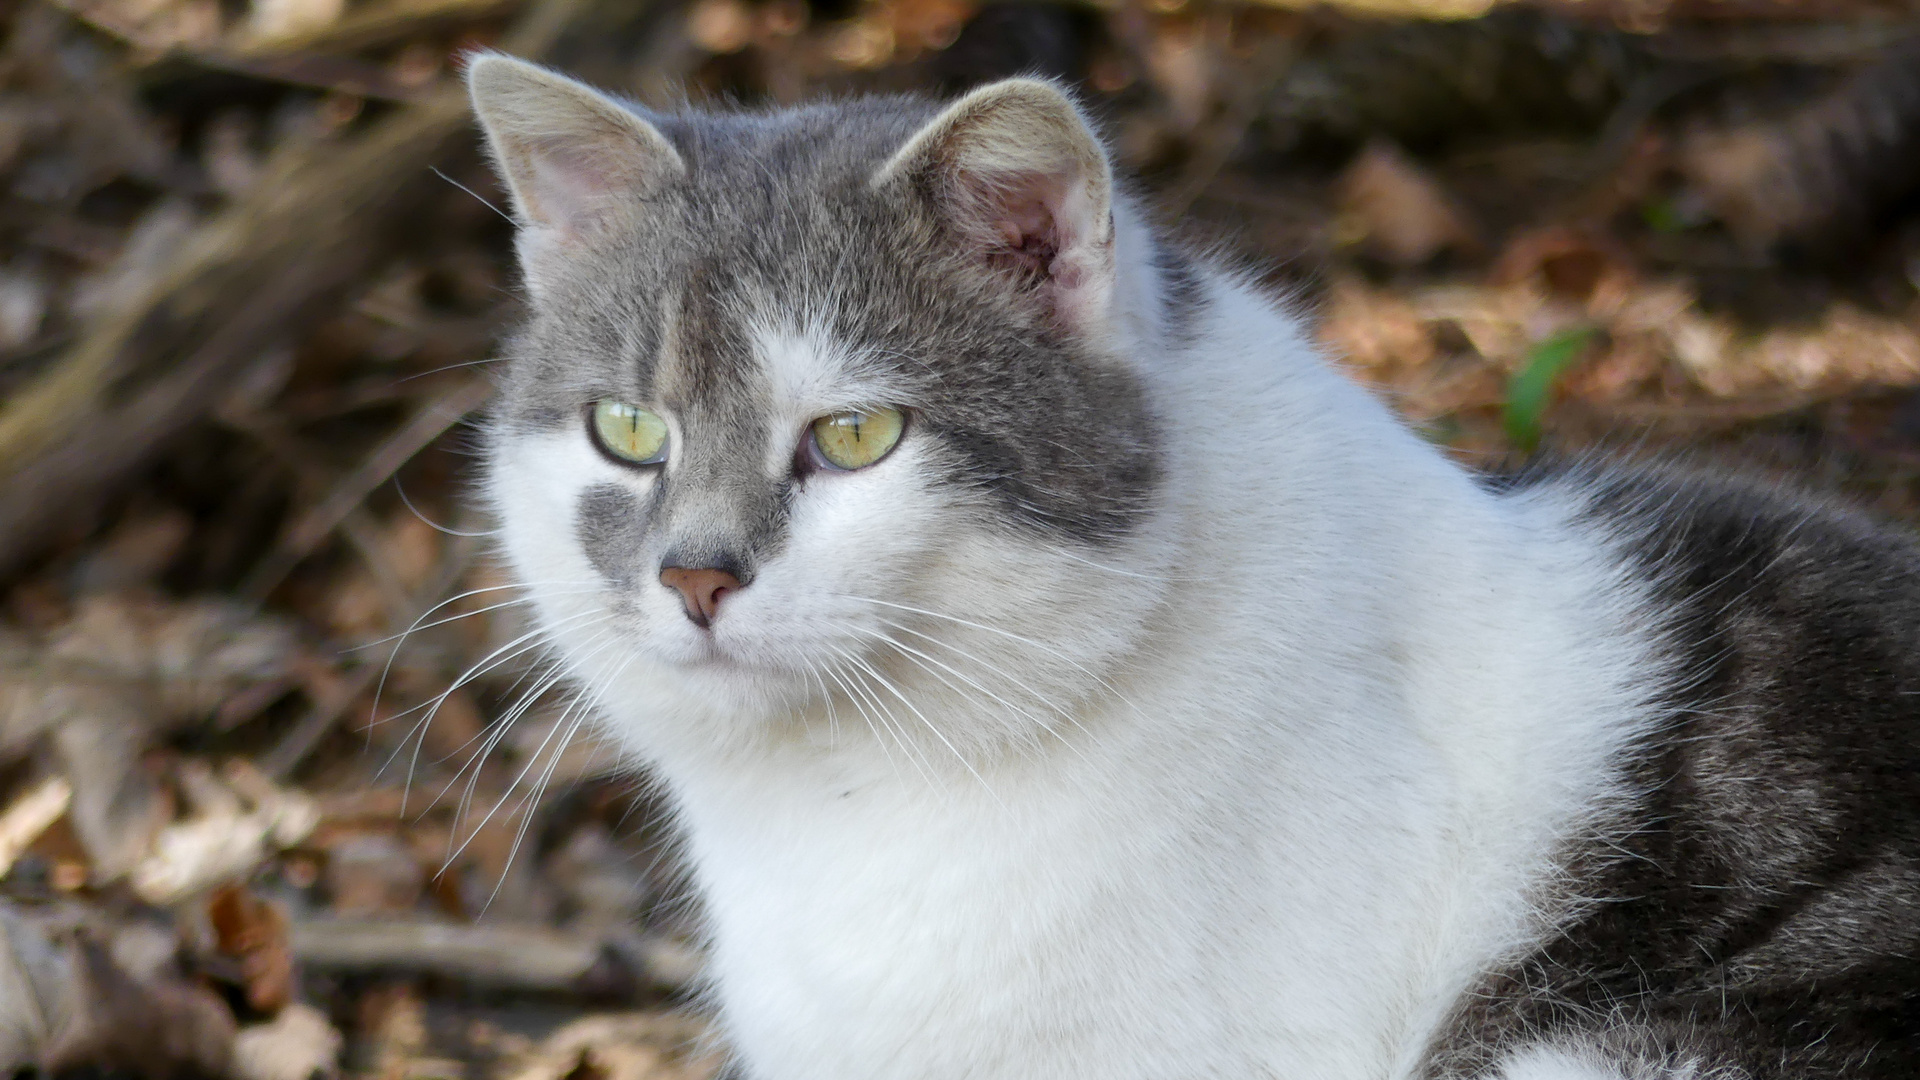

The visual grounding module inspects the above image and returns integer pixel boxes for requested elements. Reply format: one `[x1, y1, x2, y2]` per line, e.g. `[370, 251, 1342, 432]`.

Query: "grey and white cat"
[465, 53, 1920, 1080]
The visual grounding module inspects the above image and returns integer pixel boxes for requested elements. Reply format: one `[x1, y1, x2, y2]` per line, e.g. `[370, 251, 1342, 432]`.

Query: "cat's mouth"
[656, 626, 837, 685]
[660, 625, 776, 675]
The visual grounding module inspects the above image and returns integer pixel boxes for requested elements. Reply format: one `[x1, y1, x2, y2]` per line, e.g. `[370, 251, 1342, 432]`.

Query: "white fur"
[486, 181, 1673, 1080]
[1498, 1045, 1631, 1080]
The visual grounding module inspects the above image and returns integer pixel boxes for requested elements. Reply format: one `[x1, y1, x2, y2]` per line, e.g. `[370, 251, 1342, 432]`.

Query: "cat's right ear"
[465, 54, 683, 247]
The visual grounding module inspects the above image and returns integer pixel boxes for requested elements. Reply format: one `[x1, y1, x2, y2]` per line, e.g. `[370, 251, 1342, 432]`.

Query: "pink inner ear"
[524, 138, 636, 236]
[958, 170, 1073, 285]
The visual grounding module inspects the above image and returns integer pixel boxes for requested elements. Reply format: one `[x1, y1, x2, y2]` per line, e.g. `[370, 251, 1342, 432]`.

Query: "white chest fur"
[639, 289, 1663, 1080]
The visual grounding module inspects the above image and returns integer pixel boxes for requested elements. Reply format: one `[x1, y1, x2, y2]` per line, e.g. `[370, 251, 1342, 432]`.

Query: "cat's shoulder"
[1498, 450, 1920, 751]
[1496, 452, 1920, 605]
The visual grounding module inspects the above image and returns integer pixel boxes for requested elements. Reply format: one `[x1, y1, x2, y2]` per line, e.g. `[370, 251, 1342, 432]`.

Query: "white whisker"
[839, 643, 994, 797]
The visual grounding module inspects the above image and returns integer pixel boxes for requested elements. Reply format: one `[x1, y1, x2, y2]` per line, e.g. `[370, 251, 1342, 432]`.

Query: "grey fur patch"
[574, 482, 647, 583]
[1149, 238, 1207, 344]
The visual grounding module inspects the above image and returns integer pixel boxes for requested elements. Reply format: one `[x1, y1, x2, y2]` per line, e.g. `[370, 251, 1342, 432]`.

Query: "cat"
[464, 53, 1920, 1080]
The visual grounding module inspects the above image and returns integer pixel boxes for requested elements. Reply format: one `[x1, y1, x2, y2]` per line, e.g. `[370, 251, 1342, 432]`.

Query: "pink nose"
[659, 567, 740, 627]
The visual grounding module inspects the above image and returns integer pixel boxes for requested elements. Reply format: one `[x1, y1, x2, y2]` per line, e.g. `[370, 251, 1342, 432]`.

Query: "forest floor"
[2, 0, 1919, 1076]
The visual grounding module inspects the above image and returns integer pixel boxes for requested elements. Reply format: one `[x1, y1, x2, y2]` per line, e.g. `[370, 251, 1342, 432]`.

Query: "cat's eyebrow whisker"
[430, 165, 513, 223]
[394, 476, 500, 537]
[392, 355, 514, 385]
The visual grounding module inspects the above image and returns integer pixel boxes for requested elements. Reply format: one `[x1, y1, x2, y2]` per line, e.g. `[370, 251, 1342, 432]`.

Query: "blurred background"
[2, 0, 1920, 1075]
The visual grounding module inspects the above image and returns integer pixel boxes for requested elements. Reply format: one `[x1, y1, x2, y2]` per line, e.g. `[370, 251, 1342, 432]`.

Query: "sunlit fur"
[472, 58, 1730, 1080]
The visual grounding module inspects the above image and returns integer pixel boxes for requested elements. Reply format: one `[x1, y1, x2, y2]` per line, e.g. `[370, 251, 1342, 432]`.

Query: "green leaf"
[1503, 326, 1596, 452]
[1640, 198, 1688, 234]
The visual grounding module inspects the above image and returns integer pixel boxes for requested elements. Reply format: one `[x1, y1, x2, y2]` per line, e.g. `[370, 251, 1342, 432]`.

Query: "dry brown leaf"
[245, 0, 346, 43]
[1335, 140, 1480, 267]
[0, 904, 235, 1077]
[131, 761, 318, 904]
[53, 715, 171, 882]
[209, 886, 296, 1013]
[500, 1013, 723, 1080]
[686, 0, 753, 53]
[359, 981, 429, 1079]
[48, 0, 224, 54]
[1490, 227, 1637, 304]
[0, 596, 304, 882]
[40, 594, 301, 717]
[0, 905, 77, 1072]
[324, 832, 427, 915]
[232, 1003, 342, 1080]
[0, 776, 70, 878]
[1317, 277, 1437, 377]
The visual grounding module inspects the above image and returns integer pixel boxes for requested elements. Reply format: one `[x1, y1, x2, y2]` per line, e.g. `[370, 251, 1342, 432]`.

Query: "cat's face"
[470, 58, 1175, 762]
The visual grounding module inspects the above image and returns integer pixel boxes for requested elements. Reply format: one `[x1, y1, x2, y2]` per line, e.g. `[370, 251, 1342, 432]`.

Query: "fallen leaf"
[0, 904, 77, 1072]
[1336, 140, 1479, 267]
[500, 1013, 723, 1080]
[131, 762, 318, 904]
[0, 903, 235, 1077]
[0, 775, 70, 877]
[209, 886, 295, 1013]
[232, 1003, 342, 1080]
[324, 832, 426, 915]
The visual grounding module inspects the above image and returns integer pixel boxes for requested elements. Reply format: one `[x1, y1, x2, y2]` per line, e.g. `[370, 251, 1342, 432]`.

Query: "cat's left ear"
[874, 79, 1115, 334]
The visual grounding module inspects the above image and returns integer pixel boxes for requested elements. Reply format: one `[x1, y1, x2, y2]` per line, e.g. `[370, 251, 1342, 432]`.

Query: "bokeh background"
[3, 0, 1920, 1075]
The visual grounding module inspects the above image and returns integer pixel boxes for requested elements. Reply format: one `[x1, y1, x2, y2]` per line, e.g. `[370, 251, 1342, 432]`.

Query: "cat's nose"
[659, 566, 742, 628]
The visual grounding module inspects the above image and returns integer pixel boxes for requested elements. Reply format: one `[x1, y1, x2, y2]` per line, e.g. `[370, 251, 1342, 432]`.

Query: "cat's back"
[1429, 461, 1920, 1079]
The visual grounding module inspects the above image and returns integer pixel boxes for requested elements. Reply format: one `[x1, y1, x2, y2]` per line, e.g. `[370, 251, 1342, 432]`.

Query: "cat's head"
[468, 56, 1189, 765]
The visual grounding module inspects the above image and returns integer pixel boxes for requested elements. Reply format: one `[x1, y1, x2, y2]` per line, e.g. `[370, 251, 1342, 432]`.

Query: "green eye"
[809, 407, 904, 471]
[592, 400, 670, 464]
